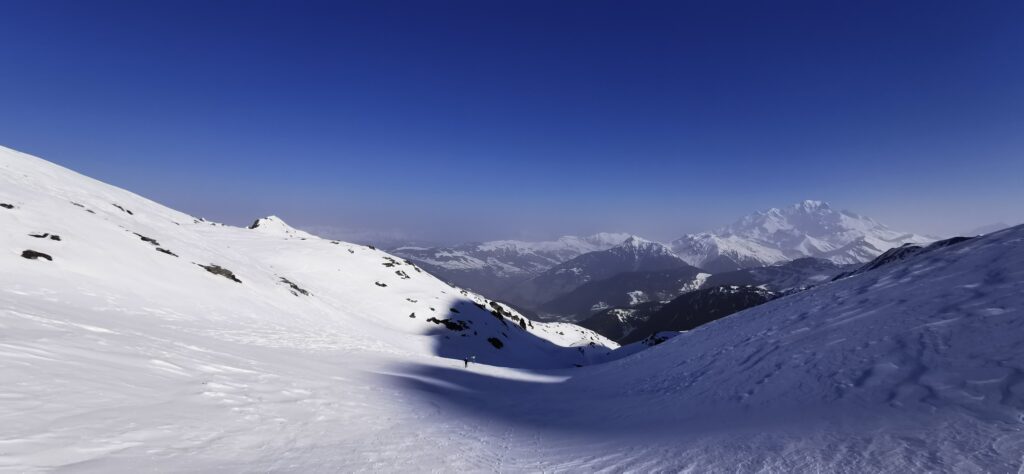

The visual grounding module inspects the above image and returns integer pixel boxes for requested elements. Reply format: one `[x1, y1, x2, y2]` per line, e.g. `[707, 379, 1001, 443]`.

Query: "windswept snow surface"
[2, 145, 1023, 472]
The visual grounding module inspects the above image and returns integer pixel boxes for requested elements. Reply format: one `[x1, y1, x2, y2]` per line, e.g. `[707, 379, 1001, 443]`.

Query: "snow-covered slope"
[964, 221, 1014, 236]
[671, 200, 932, 269]
[0, 144, 628, 469]
[392, 233, 634, 302]
[831, 236, 975, 281]
[0, 146, 616, 369]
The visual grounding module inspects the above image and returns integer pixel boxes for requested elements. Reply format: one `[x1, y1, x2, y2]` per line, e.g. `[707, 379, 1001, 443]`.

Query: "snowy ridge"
[606, 235, 676, 258]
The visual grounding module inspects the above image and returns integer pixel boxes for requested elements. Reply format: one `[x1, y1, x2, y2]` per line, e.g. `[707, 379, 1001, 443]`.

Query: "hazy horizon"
[2, 1, 1022, 244]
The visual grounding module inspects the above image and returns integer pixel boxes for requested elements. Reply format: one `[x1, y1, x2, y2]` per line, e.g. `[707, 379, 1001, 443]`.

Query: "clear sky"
[1, 1, 1022, 244]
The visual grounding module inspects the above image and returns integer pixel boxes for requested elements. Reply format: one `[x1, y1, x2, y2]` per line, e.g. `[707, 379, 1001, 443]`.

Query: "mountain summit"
[671, 200, 931, 271]
[614, 236, 676, 256]
[247, 215, 316, 240]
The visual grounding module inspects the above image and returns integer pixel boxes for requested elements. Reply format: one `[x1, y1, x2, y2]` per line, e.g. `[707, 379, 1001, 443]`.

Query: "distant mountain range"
[392, 232, 634, 300]
[397, 200, 930, 317]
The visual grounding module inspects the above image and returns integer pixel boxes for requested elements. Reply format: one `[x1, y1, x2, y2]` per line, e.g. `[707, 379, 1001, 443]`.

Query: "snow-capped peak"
[621, 235, 650, 245]
[618, 235, 648, 249]
[672, 200, 932, 269]
[792, 199, 831, 212]
[615, 236, 674, 257]
[247, 215, 316, 240]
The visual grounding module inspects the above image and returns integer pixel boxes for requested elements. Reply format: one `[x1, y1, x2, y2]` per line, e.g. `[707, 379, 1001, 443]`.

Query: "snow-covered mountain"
[3, 143, 1024, 471]
[671, 200, 932, 270]
[392, 233, 635, 301]
[504, 237, 691, 315]
[0, 144, 615, 373]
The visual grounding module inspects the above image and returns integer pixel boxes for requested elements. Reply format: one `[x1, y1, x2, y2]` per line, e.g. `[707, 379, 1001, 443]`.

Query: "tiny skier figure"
[463, 356, 475, 368]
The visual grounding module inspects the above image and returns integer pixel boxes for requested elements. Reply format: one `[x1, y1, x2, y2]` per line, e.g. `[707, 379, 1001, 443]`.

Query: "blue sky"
[1, 0, 1022, 243]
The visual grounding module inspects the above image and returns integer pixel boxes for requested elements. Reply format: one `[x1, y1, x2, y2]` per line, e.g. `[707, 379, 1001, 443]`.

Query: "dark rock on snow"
[198, 264, 242, 283]
[21, 250, 53, 261]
